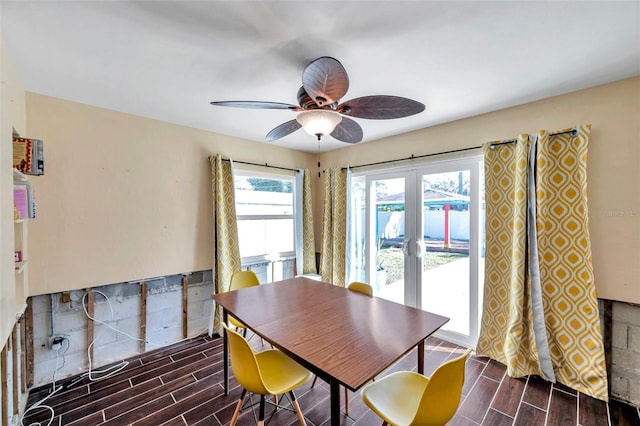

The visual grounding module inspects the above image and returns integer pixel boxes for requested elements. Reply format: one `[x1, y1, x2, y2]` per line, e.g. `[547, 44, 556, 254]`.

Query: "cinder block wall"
[31, 271, 213, 386]
[30, 260, 295, 388]
[611, 301, 640, 407]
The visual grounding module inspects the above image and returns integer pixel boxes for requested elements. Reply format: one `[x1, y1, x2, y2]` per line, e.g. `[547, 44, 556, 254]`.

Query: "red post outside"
[443, 203, 450, 248]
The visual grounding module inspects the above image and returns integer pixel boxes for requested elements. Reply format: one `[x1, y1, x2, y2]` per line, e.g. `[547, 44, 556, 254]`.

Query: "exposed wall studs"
[140, 282, 147, 353]
[20, 315, 26, 393]
[602, 299, 613, 396]
[1, 339, 8, 426]
[11, 326, 18, 415]
[86, 289, 95, 363]
[25, 299, 33, 388]
[182, 275, 188, 339]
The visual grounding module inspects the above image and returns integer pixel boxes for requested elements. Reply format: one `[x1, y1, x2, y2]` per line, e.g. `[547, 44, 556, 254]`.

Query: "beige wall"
[25, 94, 316, 295]
[18, 76, 640, 304]
[319, 77, 640, 304]
[1, 34, 27, 343]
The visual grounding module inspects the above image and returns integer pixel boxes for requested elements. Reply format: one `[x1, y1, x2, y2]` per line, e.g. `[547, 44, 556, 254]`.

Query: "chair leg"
[344, 387, 349, 415]
[310, 375, 318, 388]
[230, 389, 247, 426]
[258, 394, 266, 426]
[289, 391, 307, 426]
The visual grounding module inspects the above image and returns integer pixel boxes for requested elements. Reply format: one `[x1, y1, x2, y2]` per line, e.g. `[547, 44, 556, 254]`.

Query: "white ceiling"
[1, 1, 639, 153]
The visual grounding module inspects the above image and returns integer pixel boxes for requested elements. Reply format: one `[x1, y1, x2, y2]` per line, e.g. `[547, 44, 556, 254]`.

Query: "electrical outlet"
[49, 335, 67, 350]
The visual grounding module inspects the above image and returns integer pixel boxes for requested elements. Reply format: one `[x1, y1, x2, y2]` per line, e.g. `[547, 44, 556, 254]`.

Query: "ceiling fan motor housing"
[297, 86, 317, 110]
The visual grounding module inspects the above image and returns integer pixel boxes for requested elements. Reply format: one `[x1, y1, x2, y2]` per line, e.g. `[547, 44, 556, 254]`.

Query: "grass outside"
[379, 248, 467, 284]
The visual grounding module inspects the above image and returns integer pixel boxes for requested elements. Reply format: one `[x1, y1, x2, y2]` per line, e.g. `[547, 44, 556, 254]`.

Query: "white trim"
[350, 148, 483, 178]
[294, 169, 304, 276]
[236, 214, 294, 220]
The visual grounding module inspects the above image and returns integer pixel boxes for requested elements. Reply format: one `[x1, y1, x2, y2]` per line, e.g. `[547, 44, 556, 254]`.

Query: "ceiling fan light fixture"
[296, 110, 342, 140]
[211, 57, 424, 144]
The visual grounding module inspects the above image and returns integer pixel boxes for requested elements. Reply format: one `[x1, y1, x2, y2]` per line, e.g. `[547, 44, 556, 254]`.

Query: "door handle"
[402, 240, 410, 256]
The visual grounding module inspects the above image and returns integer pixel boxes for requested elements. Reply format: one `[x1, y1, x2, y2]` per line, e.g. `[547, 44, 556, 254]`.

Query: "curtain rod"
[220, 158, 299, 173]
[344, 128, 577, 171]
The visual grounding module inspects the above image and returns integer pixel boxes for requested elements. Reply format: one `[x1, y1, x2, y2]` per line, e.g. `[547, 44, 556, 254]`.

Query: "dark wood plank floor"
[24, 333, 639, 425]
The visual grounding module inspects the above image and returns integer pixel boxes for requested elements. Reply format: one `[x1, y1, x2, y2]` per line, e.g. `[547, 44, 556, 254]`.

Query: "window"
[234, 171, 295, 261]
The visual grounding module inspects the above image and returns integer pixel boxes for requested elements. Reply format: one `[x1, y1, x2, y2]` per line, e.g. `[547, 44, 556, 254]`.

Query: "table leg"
[418, 339, 425, 375]
[222, 309, 229, 395]
[329, 379, 340, 426]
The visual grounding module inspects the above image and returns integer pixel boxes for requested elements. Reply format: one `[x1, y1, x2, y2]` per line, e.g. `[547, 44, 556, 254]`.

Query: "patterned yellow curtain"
[209, 154, 241, 336]
[535, 125, 607, 400]
[476, 134, 543, 377]
[302, 169, 317, 274]
[477, 125, 608, 401]
[320, 167, 348, 286]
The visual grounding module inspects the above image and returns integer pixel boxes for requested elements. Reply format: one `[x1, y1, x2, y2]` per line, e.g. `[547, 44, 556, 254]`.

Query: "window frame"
[233, 168, 297, 264]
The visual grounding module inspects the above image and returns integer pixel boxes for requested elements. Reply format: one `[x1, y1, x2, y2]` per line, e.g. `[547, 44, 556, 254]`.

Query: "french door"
[348, 157, 484, 347]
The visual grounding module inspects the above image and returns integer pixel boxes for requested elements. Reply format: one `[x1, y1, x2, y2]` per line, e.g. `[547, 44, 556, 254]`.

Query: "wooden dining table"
[212, 276, 449, 426]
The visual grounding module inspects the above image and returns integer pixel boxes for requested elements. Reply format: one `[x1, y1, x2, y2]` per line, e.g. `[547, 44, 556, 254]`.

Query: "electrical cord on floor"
[19, 337, 69, 426]
[80, 289, 210, 382]
[81, 289, 138, 381]
[21, 288, 212, 425]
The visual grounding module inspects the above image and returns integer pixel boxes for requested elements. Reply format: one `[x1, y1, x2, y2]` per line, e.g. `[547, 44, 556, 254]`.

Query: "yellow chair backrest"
[222, 323, 268, 395]
[415, 348, 472, 425]
[229, 270, 260, 291]
[347, 281, 373, 296]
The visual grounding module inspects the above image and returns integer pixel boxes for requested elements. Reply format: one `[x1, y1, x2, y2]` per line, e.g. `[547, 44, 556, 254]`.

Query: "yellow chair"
[310, 281, 374, 415]
[346, 281, 373, 296]
[361, 348, 472, 426]
[227, 270, 260, 337]
[222, 323, 311, 426]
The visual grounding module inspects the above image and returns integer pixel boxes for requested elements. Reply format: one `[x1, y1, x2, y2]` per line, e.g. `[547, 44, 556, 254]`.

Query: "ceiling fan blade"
[302, 57, 349, 107]
[337, 96, 425, 119]
[210, 101, 300, 110]
[265, 119, 302, 142]
[330, 117, 363, 144]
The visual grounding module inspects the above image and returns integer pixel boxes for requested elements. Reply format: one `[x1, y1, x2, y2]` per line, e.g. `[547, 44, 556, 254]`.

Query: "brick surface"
[629, 375, 640, 407]
[186, 271, 200, 284]
[611, 374, 630, 398]
[613, 302, 640, 326]
[55, 308, 87, 334]
[610, 302, 640, 408]
[612, 322, 629, 349]
[611, 347, 640, 375]
[629, 324, 640, 353]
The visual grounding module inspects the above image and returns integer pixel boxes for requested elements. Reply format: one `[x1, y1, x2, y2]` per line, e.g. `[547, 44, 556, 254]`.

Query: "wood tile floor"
[24, 333, 639, 425]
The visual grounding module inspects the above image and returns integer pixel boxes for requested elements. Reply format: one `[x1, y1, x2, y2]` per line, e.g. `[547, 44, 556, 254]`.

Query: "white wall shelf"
[13, 168, 28, 181]
[15, 260, 28, 274]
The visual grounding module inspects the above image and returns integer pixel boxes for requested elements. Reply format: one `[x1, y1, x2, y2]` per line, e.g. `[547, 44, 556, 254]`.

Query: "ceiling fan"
[210, 56, 425, 144]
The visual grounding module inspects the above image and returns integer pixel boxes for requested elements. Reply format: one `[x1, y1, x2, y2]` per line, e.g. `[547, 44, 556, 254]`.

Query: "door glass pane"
[348, 176, 366, 283]
[420, 170, 470, 335]
[373, 177, 405, 303]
